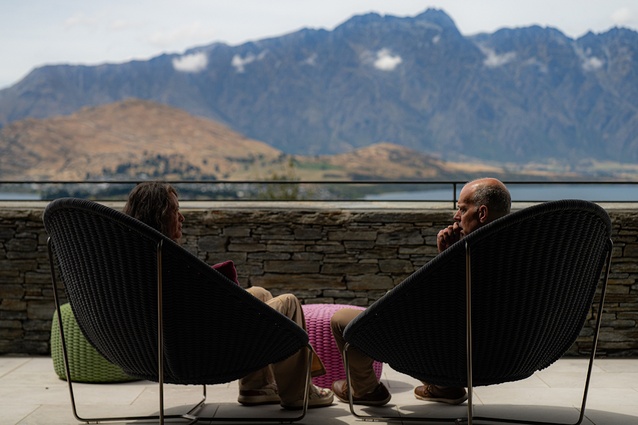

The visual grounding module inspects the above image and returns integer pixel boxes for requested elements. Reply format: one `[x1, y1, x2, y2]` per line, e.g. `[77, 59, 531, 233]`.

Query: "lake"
[1, 183, 637, 202]
[364, 183, 638, 202]
[0, 192, 41, 200]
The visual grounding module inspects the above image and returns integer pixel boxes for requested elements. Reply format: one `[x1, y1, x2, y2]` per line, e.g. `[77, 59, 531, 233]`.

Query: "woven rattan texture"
[344, 200, 612, 388]
[302, 304, 382, 388]
[44, 198, 309, 385]
[50, 303, 137, 383]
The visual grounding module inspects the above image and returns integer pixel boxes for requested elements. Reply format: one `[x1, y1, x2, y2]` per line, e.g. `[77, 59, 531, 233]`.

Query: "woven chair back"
[44, 198, 308, 385]
[344, 200, 612, 387]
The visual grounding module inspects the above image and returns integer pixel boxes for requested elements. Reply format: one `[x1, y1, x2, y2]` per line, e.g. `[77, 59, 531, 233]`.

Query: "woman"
[123, 181, 333, 410]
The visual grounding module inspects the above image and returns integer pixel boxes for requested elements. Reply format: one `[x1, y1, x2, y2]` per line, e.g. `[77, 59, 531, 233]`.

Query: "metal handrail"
[2, 180, 638, 206]
[5, 179, 638, 184]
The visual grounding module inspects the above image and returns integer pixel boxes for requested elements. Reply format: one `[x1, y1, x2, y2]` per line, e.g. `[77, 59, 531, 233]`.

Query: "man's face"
[453, 184, 483, 237]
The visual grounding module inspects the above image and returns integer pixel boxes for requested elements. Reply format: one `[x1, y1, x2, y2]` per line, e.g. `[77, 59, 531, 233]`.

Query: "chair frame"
[48, 237, 312, 425]
[343, 233, 613, 425]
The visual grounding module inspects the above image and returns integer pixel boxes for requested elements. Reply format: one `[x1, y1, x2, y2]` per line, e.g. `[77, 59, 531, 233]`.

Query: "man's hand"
[437, 222, 462, 252]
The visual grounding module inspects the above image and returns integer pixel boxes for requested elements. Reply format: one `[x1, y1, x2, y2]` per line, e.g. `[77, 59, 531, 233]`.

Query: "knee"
[330, 308, 361, 335]
[246, 286, 273, 302]
[267, 293, 301, 315]
[276, 293, 300, 310]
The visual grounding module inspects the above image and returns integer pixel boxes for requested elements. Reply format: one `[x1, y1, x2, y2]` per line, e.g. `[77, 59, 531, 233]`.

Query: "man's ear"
[478, 205, 488, 223]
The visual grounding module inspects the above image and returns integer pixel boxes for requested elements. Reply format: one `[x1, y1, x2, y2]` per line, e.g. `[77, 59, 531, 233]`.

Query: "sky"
[1, 1, 637, 89]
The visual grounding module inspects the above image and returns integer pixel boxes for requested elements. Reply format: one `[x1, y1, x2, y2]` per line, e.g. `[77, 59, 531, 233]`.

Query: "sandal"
[281, 384, 334, 410]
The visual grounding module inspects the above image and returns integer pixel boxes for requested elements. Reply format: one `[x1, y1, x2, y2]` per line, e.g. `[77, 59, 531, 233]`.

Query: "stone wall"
[1, 203, 637, 356]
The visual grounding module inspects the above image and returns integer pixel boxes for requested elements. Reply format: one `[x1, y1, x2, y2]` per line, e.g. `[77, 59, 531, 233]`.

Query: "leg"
[238, 286, 278, 405]
[330, 308, 391, 406]
[265, 294, 314, 403]
[241, 291, 332, 408]
[330, 308, 380, 396]
[246, 286, 273, 303]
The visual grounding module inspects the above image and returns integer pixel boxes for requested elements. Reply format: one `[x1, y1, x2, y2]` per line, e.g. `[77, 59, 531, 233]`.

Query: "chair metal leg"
[193, 346, 312, 423]
[337, 243, 473, 424]
[157, 240, 166, 425]
[463, 240, 613, 425]
[465, 242, 474, 425]
[48, 237, 308, 424]
[341, 239, 613, 425]
[48, 237, 197, 423]
[344, 343, 463, 423]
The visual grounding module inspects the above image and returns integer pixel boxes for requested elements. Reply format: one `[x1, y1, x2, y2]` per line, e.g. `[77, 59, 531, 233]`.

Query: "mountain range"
[0, 8, 637, 166]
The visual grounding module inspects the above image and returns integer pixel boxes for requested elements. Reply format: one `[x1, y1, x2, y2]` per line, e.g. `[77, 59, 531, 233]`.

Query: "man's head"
[454, 178, 511, 236]
[123, 181, 184, 241]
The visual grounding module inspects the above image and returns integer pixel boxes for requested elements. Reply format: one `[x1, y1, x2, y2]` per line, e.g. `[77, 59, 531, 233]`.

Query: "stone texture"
[0, 204, 636, 358]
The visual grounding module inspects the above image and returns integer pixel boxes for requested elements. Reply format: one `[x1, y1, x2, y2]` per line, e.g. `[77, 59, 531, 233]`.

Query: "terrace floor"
[1, 355, 637, 424]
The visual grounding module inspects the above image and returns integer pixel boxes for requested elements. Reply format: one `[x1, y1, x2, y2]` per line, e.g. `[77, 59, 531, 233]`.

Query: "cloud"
[302, 53, 318, 66]
[523, 58, 548, 74]
[575, 46, 605, 72]
[64, 12, 136, 32]
[63, 12, 97, 29]
[373, 49, 402, 71]
[231, 51, 266, 72]
[148, 21, 217, 49]
[582, 56, 604, 71]
[482, 48, 517, 68]
[172, 52, 208, 73]
[611, 7, 634, 26]
[109, 19, 139, 31]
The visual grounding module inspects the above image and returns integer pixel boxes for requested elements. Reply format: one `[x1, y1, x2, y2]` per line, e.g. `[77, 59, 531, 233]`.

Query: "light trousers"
[240, 286, 325, 404]
[330, 308, 379, 396]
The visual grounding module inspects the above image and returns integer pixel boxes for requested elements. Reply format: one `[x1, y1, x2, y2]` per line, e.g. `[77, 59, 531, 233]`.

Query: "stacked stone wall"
[1, 204, 637, 356]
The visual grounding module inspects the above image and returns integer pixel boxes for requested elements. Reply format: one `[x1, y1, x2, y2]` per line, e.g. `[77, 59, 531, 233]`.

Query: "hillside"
[0, 99, 527, 183]
[0, 99, 283, 180]
[0, 9, 637, 165]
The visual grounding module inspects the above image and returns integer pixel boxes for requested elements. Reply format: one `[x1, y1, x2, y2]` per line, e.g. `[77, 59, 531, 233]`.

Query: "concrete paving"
[1, 356, 637, 424]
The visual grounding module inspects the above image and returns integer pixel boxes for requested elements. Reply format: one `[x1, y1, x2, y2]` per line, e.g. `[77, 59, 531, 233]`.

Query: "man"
[330, 177, 511, 406]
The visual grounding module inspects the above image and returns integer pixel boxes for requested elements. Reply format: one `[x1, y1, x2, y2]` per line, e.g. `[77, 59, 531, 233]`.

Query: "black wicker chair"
[44, 198, 312, 424]
[342, 200, 613, 425]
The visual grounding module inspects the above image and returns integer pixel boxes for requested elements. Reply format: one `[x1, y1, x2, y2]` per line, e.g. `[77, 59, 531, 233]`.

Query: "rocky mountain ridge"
[0, 9, 637, 165]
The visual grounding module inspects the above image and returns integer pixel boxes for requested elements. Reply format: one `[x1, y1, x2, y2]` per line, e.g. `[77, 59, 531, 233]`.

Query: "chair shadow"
[358, 401, 637, 424]
[380, 378, 638, 424]
[384, 377, 419, 394]
[119, 401, 355, 424]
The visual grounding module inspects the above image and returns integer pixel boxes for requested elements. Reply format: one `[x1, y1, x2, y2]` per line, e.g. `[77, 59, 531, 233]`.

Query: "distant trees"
[257, 156, 312, 200]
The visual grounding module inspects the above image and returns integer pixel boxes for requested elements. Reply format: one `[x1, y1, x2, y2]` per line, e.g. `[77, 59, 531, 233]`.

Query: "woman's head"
[123, 181, 184, 241]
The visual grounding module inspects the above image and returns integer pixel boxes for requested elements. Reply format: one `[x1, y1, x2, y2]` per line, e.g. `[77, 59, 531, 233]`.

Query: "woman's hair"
[123, 181, 178, 236]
